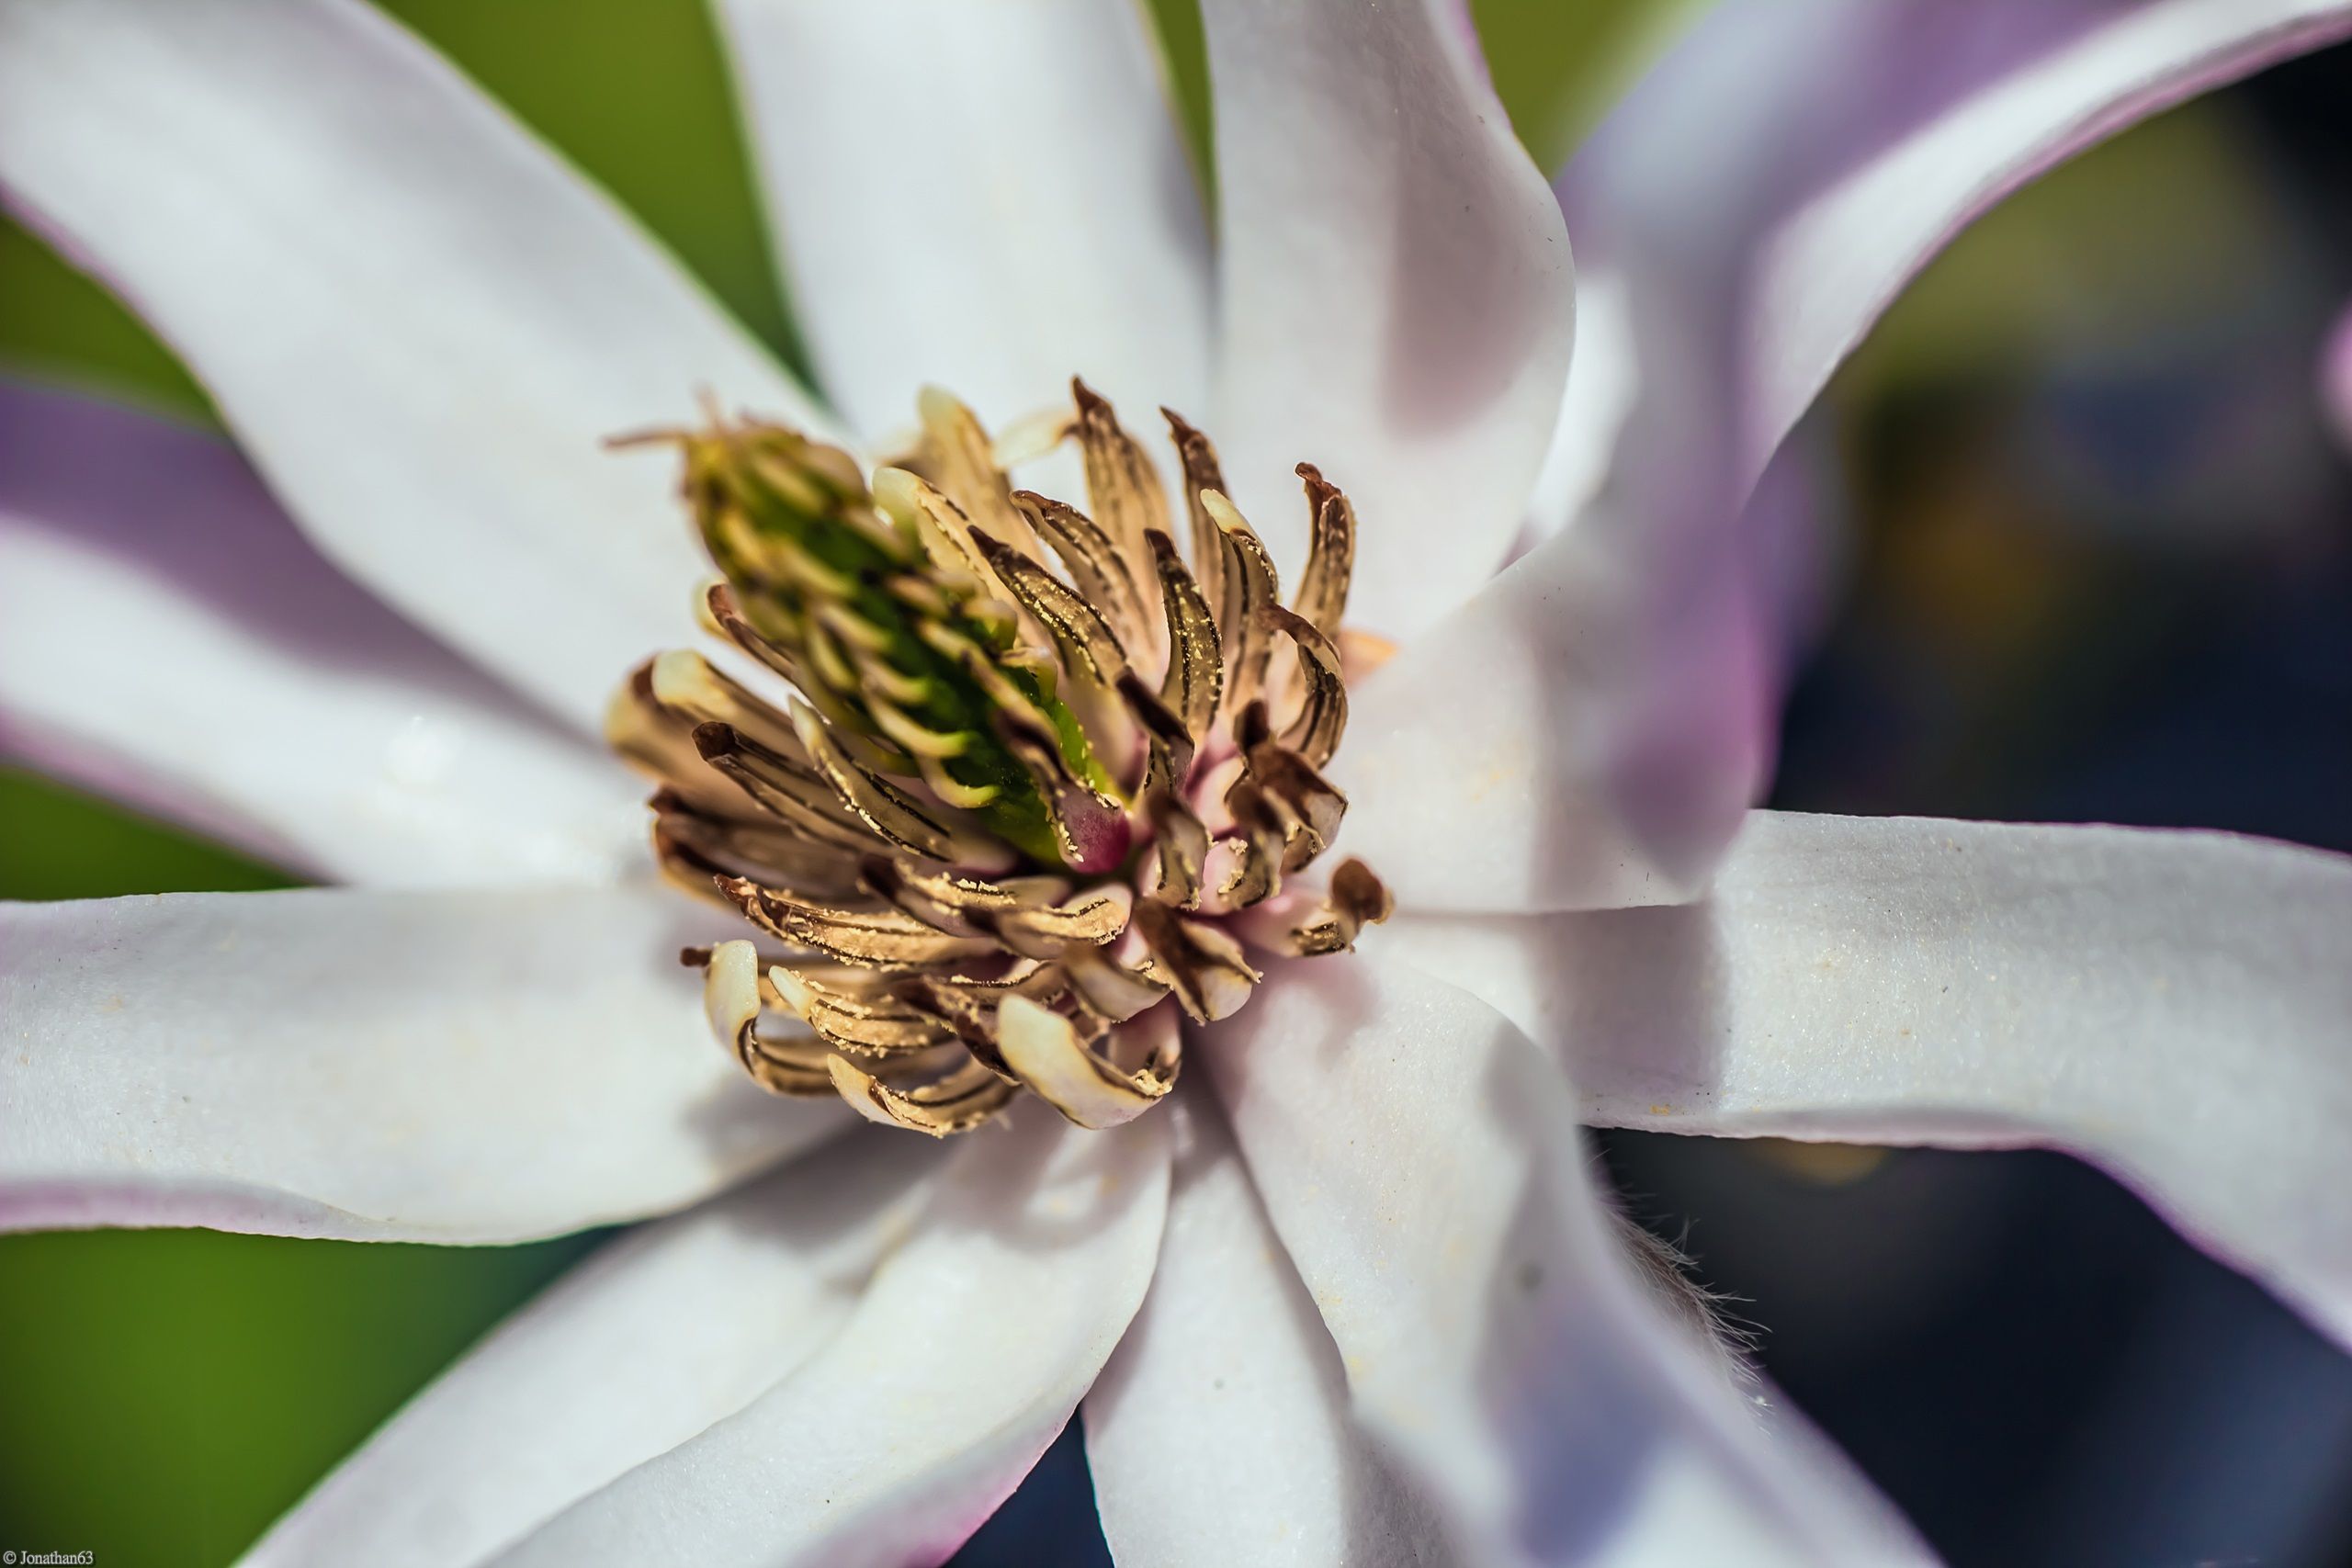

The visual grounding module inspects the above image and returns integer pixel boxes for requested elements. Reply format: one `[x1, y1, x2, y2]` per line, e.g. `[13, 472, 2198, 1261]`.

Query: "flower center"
[607, 378, 1391, 1135]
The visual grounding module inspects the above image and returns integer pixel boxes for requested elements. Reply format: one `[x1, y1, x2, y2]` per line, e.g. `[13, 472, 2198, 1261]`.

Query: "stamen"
[1200, 490, 1279, 716]
[616, 380, 1390, 1134]
[1291, 463, 1356, 639]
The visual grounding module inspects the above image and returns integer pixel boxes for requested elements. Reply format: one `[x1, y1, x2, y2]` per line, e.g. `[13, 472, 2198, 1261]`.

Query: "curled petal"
[1444, 0, 2352, 912]
[243, 1134, 943, 1568]
[1202, 0, 1576, 637]
[489, 1108, 1172, 1568]
[1746, 0, 2352, 484]
[1237, 729, 1348, 872]
[0, 385, 641, 885]
[0, 0, 830, 728]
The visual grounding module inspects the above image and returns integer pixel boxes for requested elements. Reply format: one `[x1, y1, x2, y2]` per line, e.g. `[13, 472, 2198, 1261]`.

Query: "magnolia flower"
[5, 0, 2351, 1563]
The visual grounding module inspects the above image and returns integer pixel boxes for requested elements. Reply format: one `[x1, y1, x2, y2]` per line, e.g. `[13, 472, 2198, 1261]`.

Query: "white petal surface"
[1329, 3, 1855, 914]
[1345, 0, 2352, 915]
[1205, 955, 1928, 1567]
[1332, 504, 1771, 913]
[0, 0, 829, 731]
[243, 1134, 943, 1568]
[1085, 1092, 1455, 1568]
[492, 1107, 1170, 1568]
[1202, 0, 1576, 638]
[0, 383, 644, 886]
[0, 885, 840, 1242]
[717, 0, 1211, 439]
[1521, 269, 1640, 552]
[1744, 0, 2352, 484]
[1383, 811, 2352, 1350]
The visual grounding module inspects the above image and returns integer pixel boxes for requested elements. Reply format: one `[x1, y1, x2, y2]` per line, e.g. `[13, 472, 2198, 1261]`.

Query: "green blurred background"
[7, 2, 2352, 1564]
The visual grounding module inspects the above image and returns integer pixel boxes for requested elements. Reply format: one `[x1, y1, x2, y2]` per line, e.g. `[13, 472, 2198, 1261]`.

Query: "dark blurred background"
[3, 4, 2348, 1564]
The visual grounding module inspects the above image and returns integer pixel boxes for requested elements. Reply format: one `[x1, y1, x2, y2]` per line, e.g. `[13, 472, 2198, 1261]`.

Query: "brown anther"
[622, 380, 1385, 1135]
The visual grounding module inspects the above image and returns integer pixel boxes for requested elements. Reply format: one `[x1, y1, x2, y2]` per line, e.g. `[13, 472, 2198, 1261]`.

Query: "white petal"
[1330, 5, 1835, 914]
[0, 0, 830, 731]
[491, 1106, 1170, 1568]
[1332, 503, 1771, 913]
[1204, 955, 1928, 1567]
[1084, 1091, 1455, 1568]
[0, 884, 840, 1242]
[1521, 269, 1640, 553]
[1744, 0, 2352, 483]
[1343, 0, 2352, 916]
[1202, 0, 1576, 638]
[1384, 810, 2352, 1351]
[716, 0, 1211, 438]
[1556, 0, 2352, 508]
[0, 383, 645, 886]
[243, 1134, 942, 1568]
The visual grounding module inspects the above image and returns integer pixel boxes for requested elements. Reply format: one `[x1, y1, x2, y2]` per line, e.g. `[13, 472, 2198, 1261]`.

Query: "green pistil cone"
[684, 422, 1108, 866]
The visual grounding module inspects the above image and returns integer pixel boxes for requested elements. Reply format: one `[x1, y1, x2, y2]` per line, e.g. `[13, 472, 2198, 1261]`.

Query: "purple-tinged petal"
[1085, 1089, 1456, 1567]
[1341, 0, 2352, 915]
[491, 1107, 1170, 1568]
[1520, 270, 1640, 555]
[1332, 502, 1773, 913]
[0, 0, 831, 733]
[1, 884, 841, 1243]
[1204, 954, 1929, 1567]
[243, 1135, 942, 1568]
[715, 0, 1211, 443]
[0, 382, 644, 886]
[1382, 810, 2352, 1352]
[1739, 0, 2352, 485]
[2324, 300, 2352, 451]
[1560, 0, 2352, 504]
[1201, 0, 1576, 640]
[1332, 5, 1857, 916]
